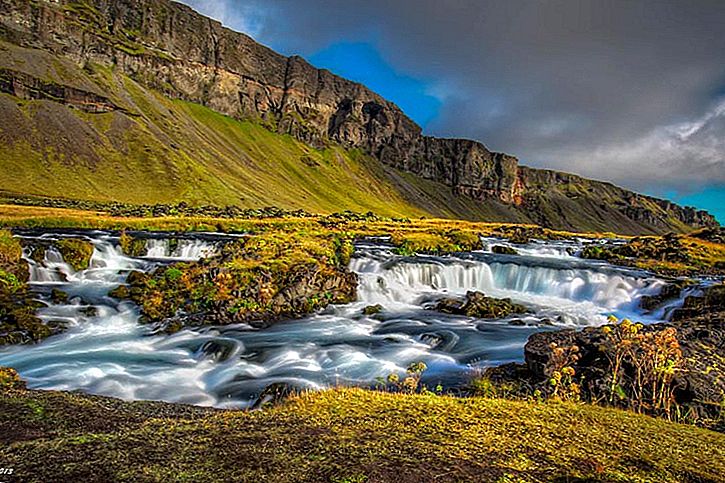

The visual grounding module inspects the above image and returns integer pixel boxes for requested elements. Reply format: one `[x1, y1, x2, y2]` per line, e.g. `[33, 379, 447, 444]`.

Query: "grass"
[0, 386, 723, 482]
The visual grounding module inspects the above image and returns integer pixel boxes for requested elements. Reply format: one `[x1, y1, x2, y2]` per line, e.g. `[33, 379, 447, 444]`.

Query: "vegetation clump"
[581, 232, 725, 276]
[491, 245, 518, 255]
[117, 231, 358, 331]
[118, 231, 147, 257]
[54, 238, 94, 271]
[391, 228, 481, 255]
[0, 229, 49, 345]
[436, 291, 529, 319]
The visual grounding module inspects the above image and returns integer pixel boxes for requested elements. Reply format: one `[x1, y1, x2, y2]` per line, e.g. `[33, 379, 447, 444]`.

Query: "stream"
[0, 230, 692, 408]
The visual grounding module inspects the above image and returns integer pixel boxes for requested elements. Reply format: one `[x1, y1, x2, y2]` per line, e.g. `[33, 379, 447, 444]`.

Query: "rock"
[118, 232, 147, 257]
[108, 285, 130, 299]
[50, 288, 68, 304]
[521, 312, 725, 424]
[671, 284, 725, 321]
[78, 306, 98, 317]
[491, 245, 518, 255]
[0, 367, 25, 390]
[250, 382, 302, 410]
[436, 291, 529, 319]
[54, 239, 94, 272]
[362, 304, 383, 315]
[508, 319, 526, 326]
[639, 282, 684, 311]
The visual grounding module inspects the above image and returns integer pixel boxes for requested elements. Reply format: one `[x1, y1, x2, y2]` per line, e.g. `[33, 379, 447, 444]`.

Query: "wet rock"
[491, 245, 518, 255]
[671, 284, 725, 321]
[78, 306, 98, 318]
[250, 382, 302, 410]
[50, 288, 68, 304]
[508, 319, 526, 326]
[118, 232, 147, 257]
[54, 239, 94, 272]
[109, 285, 130, 299]
[639, 282, 685, 312]
[436, 291, 529, 319]
[362, 304, 383, 315]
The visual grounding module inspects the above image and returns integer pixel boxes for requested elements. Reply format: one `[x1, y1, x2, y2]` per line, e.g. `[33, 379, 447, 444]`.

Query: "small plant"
[600, 316, 682, 418]
[543, 342, 581, 401]
[385, 362, 428, 394]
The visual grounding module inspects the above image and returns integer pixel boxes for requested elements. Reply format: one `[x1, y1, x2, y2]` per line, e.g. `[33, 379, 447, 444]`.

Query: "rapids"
[0, 230, 691, 408]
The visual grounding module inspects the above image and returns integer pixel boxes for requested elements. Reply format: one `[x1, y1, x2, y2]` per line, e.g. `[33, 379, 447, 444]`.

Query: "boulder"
[491, 245, 518, 255]
[436, 291, 529, 319]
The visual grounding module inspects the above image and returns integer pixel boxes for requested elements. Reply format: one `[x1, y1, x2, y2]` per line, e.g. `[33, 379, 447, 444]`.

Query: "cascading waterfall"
[143, 238, 218, 260]
[0, 231, 691, 409]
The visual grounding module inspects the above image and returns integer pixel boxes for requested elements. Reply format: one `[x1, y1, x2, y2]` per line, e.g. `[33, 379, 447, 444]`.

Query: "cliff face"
[0, 0, 718, 233]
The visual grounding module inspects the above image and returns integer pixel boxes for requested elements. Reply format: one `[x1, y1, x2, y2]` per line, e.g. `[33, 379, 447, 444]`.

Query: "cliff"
[0, 0, 718, 233]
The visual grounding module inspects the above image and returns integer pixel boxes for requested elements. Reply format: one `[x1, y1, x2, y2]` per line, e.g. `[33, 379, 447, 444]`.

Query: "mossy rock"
[50, 288, 69, 304]
[491, 245, 518, 255]
[118, 232, 147, 257]
[55, 239, 94, 271]
[436, 291, 529, 319]
[363, 304, 383, 315]
[0, 367, 25, 390]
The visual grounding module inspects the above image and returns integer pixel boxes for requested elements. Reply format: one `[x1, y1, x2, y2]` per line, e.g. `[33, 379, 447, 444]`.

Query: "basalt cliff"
[0, 0, 718, 234]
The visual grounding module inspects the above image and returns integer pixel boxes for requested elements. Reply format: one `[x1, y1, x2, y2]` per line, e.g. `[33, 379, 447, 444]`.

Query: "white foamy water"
[0, 231, 688, 409]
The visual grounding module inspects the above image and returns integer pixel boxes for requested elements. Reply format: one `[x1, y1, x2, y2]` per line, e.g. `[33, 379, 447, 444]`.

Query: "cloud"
[177, 0, 725, 193]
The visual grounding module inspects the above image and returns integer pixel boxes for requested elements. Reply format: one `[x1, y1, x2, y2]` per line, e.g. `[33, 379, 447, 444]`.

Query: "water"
[0, 231, 687, 408]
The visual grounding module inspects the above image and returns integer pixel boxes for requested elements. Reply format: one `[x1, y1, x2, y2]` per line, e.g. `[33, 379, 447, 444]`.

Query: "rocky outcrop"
[113, 234, 358, 332]
[435, 291, 529, 319]
[0, 0, 718, 233]
[0, 68, 120, 113]
[522, 312, 725, 427]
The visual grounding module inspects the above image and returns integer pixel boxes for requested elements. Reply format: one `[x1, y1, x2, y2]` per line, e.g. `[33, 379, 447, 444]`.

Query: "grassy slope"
[1, 386, 723, 482]
[0, 41, 441, 217]
[0, 40, 530, 223]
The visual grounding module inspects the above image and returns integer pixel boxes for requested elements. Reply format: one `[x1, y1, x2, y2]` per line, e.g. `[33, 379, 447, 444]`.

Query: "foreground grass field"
[0, 385, 723, 483]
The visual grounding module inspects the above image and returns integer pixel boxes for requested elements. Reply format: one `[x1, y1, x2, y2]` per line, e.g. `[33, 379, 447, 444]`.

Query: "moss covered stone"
[117, 231, 358, 331]
[436, 291, 529, 319]
[118, 232, 147, 257]
[54, 239, 94, 271]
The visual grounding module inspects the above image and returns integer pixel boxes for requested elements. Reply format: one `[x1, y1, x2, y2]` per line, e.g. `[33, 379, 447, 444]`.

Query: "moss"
[491, 245, 518, 255]
[0, 387, 723, 482]
[581, 234, 725, 276]
[54, 239, 94, 272]
[362, 304, 383, 315]
[123, 230, 357, 329]
[118, 231, 147, 257]
[0, 367, 25, 390]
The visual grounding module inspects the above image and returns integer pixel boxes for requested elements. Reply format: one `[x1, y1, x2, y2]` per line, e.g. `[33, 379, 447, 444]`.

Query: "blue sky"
[182, 0, 725, 224]
[309, 43, 442, 128]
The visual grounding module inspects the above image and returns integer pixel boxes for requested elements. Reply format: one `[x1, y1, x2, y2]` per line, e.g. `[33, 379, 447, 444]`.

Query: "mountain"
[0, 0, 718, 234]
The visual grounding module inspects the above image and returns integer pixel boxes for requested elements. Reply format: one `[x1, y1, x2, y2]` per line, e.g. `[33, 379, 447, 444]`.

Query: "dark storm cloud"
[180, 0, 725, 192]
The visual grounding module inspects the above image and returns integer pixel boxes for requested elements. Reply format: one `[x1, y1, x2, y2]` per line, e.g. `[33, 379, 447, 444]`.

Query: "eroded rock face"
[0, 0, 718, 233]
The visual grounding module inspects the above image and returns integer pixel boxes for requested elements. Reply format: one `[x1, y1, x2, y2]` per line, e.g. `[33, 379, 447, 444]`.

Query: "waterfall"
[142, 238, 217, 260]
[352, 255, 666, 320]
[1, 231, 693, 409]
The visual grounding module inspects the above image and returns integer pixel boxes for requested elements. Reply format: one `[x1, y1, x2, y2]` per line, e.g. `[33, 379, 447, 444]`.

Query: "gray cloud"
[180, 0, 725, 193]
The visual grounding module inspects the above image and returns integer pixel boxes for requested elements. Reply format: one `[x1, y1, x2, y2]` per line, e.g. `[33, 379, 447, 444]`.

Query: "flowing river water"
[0, 230, 692, 408]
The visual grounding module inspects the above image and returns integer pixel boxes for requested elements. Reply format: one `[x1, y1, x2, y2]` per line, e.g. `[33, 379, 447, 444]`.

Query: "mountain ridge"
[0, 0, 718, 234]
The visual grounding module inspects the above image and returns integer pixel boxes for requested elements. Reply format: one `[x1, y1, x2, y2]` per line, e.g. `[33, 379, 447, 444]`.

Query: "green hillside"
[0, 43, 437, 216]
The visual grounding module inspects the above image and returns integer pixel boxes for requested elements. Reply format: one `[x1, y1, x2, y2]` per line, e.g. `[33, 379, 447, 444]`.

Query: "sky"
[180, 0, 725, 223]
